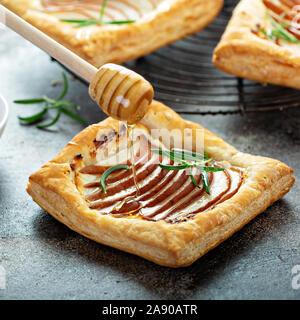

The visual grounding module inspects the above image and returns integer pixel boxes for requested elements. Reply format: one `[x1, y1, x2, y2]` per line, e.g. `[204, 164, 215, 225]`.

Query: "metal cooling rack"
[58, 0, 300, 115]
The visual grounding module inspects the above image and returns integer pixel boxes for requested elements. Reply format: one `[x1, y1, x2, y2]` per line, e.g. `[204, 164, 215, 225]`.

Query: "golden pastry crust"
[26, 101, 295, 267]
[213, 0, 300, 89]
[1, 0, 223, 67]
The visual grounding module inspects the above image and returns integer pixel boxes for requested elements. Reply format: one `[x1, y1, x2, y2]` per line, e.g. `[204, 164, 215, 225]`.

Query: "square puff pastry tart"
[1, 0, 223, 67]
[27, 101, 295, 267]
[213, 0, 300, 89]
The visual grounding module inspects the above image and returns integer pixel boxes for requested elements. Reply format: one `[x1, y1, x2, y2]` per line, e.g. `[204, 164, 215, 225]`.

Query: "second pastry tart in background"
[213, 0, 300, 90]
[1, 0, 224, 67]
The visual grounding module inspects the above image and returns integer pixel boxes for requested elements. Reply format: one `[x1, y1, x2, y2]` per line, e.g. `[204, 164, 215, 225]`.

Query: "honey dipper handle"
[1, 5, 97, 83]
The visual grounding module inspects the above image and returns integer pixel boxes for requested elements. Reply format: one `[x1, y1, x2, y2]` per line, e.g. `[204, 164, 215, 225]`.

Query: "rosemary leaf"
[74, 21, 99, 28]
[43, 96, 56, 104]
[100, 165, 130, 193]
[201, 171, 210, 195]
[61, 101, 80, 110]
[195, 165, 225, 172]
[18, 107, 48, 124]
[203, 150, 210, 161]
[72, 20, 136, 28]
[105, 20, 135, 25]
[189, 167, 201, 189]
[158, 163, 189, 171]
[172, 148, 205, 160]
[272, 29, 299, 43]
[61, 107, 88, 125]
[36, 110, 62, 129]
[14, 98, 46, 104]
[99, 0, 107, 23]
[60, 19, 93, 23]
[46, 102, 64, 110]
[57, 72, 68, 101]
[47, 101, 79, 111]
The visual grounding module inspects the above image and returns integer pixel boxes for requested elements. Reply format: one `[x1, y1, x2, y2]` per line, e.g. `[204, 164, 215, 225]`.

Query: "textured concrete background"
[0, 25, 299, 300]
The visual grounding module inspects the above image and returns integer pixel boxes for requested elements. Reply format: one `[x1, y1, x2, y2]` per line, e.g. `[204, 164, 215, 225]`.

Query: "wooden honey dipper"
[2, 6, 153, 124]
[89, 64, 154, 124]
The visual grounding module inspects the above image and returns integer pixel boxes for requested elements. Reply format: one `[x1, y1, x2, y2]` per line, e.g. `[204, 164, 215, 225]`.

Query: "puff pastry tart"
[1, 0, 223, 67]
[213, 0, 300, 89]
[27, 101, 295, 267]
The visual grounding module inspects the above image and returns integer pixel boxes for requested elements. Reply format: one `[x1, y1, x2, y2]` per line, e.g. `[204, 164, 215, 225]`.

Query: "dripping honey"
[112, 123, 142, 214]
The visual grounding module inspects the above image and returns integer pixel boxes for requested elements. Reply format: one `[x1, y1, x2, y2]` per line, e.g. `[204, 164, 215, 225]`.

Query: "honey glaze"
[111, 123, 142, 215]
[128, 124, 140, 196]
[77, 128, 245, 223]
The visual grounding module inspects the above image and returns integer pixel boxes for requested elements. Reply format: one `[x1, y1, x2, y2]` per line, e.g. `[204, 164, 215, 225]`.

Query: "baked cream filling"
[71, 125, 245, 223]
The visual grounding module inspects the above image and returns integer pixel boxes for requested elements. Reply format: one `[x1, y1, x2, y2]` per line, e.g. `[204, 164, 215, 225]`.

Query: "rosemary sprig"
[14, 72, 88, 129]
[267, 14, 300, 43]
[100, 165, 130, 193]
[256, 13, 300, 44]
[60, 0, 135, 28]
[151, 148, 224, 194]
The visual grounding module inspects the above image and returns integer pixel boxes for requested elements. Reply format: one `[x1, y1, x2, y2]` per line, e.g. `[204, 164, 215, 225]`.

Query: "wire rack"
[58, 0, 300, 115]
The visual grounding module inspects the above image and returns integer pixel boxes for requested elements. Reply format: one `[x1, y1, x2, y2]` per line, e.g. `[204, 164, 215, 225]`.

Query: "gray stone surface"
[0, 28, 299, 300]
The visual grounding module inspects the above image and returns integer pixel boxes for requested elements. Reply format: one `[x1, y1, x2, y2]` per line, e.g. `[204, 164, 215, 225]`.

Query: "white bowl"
[0, 94, 8, 138]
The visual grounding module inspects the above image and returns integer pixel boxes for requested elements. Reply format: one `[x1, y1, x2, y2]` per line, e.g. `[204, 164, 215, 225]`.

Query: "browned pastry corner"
[213, 0, 300, 89]
[1, 0, 224, 67]
[26, 101, 295, 267]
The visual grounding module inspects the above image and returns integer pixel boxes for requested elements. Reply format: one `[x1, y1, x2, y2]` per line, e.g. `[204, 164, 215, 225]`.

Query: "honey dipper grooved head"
[89, 64, 154, 125]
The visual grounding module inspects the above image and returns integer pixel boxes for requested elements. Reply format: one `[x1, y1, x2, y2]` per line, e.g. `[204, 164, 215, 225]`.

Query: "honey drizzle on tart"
[41, 0, 163, 21]
[260, 0, 300, 40]
[72, 126, 244, 223]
